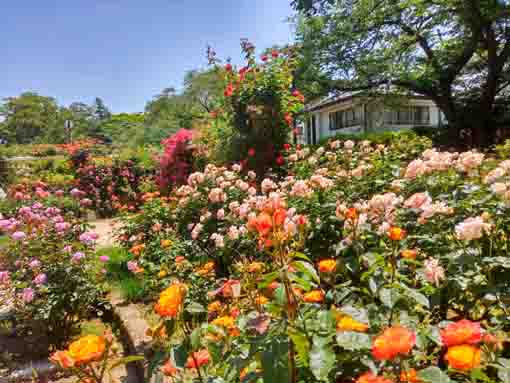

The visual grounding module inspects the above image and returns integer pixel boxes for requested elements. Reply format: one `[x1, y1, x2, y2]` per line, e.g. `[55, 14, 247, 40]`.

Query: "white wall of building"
[301, 97, 444, 144]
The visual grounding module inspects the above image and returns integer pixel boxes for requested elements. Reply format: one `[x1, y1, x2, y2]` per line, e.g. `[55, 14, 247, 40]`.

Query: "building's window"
[329, 106, 363, 130]
[384, 106, 430, 125]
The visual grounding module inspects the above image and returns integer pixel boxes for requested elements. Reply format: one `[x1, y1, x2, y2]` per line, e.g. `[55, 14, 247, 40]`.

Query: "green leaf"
[401, 285, 430, 308]
[497, 358, 510, 383]
[293, 260, 320, 283]
[257, 271, 279, 289]
[336, 331, 371, 351]
[379, 287, 400, 308]
[262, 338, 290, 383]
[186, 302, 206, 314]
[309, 336, 335, 381]
[470, 368, 491, 382]
[418, 366, 453, 383]
[289, 330, 310, 367]
[190, 327, 202, 349]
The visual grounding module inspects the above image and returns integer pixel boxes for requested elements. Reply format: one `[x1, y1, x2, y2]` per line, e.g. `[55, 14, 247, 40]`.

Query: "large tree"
[293, 0, 510, 146]
[1, 92, 59, 143]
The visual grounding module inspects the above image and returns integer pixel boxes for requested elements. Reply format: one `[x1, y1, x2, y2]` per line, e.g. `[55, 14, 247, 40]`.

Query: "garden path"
[88, 218, 121, 248]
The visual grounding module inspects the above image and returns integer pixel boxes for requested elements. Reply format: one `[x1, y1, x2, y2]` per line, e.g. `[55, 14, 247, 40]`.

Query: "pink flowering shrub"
[156, 129, 194, 192]
[0, 203, 105, 348]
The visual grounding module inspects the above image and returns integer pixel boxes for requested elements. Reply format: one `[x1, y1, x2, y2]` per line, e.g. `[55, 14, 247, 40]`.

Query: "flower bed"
[111, 133, 510, 382]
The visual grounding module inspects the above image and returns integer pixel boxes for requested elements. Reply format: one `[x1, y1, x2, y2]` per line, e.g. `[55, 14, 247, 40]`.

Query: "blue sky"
[1, 1, 294, 112]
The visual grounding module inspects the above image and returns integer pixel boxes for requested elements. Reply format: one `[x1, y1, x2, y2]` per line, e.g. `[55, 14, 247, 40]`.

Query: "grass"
[97, 246, 146, 302]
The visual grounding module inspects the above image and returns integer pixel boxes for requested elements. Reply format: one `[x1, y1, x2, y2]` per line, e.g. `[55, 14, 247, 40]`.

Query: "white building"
[297, 93, 444, 145]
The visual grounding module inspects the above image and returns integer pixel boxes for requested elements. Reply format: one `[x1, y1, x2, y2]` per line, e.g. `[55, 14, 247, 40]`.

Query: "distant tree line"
[0, 68, 225, 146]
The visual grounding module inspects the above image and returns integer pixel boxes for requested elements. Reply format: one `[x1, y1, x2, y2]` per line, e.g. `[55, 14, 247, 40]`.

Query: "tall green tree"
[1, 92, 59, 143]
[293, 0, 510, 146]
[93, 97, 111, 121]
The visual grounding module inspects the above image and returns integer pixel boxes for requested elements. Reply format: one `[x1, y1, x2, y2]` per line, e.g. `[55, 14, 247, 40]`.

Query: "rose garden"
[2, 29, 510, 383]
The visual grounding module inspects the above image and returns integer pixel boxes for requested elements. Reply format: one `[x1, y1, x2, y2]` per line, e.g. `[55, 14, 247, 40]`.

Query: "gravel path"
[88, 218, 121, 248]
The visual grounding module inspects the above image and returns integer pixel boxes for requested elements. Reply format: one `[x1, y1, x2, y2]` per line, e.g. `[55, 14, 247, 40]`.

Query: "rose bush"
[0, 201, 106, 348]
[114, 132, 510, 382]
[207, 41, 305, 177]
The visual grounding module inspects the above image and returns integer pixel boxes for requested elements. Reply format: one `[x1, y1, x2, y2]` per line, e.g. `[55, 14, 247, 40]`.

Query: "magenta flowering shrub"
[156, 129, 194, 192]
[0, 203, 105, 348]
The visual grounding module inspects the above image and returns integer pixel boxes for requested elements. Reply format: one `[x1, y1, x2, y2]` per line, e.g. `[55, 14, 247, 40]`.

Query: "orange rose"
[401, 249, 417, 260]
[440, 319, 482, 347]
[247, 213, 273, 236]
[303, 290, 324, 303]
[318, 259, 336, 273]
[255, 295, 269, 305]
[185, 349, 210, 369]
[355, 372, 395, 383]
[208, 300, 222, 313]
[388, 227, 406, 241]
[372, 326, 416, 360]
[67, 335, 106, 366]
[50, 350, 75, 369]
[336, 315, 368, 332]
[155, 282, 186, 318]
[400, 368, 421, 383]
[161, 359, 179, 376]
[444, 345, 481, 370]
[273, 208, 287, 226]
[345, 207, 358, 221]
[196, 261, 215, 276]
[161, 239, 172, 248]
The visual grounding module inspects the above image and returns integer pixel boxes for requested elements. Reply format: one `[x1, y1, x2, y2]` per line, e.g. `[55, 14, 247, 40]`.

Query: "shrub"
[156, 129, 194, 192]
[0, 203, 106, 348]
[208, 42, 305, 177]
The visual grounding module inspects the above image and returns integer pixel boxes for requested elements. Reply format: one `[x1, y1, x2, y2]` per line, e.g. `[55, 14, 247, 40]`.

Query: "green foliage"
[1, 92, 59, 144]
[293, 0, 510, 145]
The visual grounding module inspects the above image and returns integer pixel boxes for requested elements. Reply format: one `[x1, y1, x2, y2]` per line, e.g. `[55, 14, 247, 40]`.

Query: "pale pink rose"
[424, 258, 445, 286]
[217, 209, 225, 220]
[227, 226, 239, 240]
[405, 159, 427, 179]
[344, 140, 355, 149]
[419, 201, 453, 221]
[455, 216, 491, 240]
[456, 151, 485, 173]
[247, 171, 257, 180]
[404, 192, 432, 209]
[261, 179, 276, 194]
[288, 154, 298, 162]
[291, 180, 311, 197]
[232, 164, 242, 172]
[248, 187, 257, 196]
[351, 166, 364, 177]
[208, 188, 226, 203]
